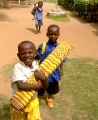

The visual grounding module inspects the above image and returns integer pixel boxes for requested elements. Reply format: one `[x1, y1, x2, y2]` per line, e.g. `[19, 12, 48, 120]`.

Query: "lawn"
[0, 57, 98, 120]
[46, 14, 69, 22]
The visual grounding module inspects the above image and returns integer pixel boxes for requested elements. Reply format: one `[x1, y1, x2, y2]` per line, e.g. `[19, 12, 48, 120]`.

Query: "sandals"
[45, 98, 54, 108]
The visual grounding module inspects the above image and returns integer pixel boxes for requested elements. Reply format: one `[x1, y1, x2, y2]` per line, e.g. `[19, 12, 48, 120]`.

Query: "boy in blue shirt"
[36, 24, 67, 108]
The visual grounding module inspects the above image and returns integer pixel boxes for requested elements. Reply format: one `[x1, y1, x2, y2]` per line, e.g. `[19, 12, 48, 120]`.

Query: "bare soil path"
[0, 2, 98, 98]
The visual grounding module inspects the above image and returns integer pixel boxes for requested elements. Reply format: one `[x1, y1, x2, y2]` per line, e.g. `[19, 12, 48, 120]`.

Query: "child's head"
[17, 41, 37, 68]
[46, 24, 60, 44]
[38, 1, 43, 8]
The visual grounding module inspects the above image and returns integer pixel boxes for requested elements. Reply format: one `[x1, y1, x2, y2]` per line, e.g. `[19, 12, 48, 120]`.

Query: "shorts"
[38, 80, 59, 96]
[10, 98, 41, 120]
[35, 19, 43, 25]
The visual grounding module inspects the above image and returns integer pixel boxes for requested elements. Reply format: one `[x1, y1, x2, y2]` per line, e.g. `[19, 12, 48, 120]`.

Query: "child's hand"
[60, 70, 63, 76]
[34, 70, 46, 82]
[34, 70, 49, 89]
[37, 79, 43, 86]
[10, 101, 22, 111]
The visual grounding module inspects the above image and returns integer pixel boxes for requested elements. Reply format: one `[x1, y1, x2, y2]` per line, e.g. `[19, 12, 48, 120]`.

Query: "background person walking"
[34, 1, 43, 34]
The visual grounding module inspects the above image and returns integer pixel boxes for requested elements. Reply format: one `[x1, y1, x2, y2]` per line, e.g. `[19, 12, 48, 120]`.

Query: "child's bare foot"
[35, 30, 39, 34]
[35, 30, 41, 34]
[38, 31, 41, 33]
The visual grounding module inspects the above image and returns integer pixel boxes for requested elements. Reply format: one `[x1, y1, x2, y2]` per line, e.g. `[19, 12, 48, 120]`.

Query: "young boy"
[31, 0, 41, 20]
[10, 40, 48, 120]
[36, 24, 66, 108]
[34, 1, 43, 34]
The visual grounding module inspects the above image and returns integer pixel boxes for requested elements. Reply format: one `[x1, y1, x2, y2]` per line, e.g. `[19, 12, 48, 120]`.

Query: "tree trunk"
[3, 0, 8, 7]
[18, 0, 20, 5]
[25, 0, 28, 5]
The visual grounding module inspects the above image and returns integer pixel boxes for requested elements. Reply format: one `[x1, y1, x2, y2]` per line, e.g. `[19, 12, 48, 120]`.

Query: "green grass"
[41, 57, 98, 120]
[0, 94, 10, 120]
[46, 14, 69, 22]
[42, 0, 56, 3]
[60, 57, 98, 120]
[0, 57, 98, 120]
[0, 59, 18, 82]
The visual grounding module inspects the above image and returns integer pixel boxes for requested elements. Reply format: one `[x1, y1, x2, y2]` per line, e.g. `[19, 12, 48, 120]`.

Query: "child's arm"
[35, 43, 43, 60]
[34, 70, 49, 89]
[34, 1, 38, 6]
[60, 57, 68, 76]
[16, 70, 48, 91]
[16, 80, 43, 91]
[60, 63, 63, 77]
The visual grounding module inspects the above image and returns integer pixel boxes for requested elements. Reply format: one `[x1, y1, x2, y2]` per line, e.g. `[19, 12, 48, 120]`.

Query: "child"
[31, 0, 40, 20]
[10, 40, 48, 120]
[36, 24, 67, 108]
[34, 1, 43, 34]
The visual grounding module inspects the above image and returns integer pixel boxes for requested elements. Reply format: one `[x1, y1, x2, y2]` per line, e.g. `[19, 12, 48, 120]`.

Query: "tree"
[18, 0, 28, 5]
[25, 0, 28, 5]
[3, 0, 9, 7]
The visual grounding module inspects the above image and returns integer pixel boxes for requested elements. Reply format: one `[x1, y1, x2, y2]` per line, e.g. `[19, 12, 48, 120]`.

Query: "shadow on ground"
[70, 13, 98, 36]
[59, 6, 98, 37]
[90, 23, 98, 36]
[69, 12, 91, 23]
[0, 12, 11, 21]
[27, 27, 36, 34]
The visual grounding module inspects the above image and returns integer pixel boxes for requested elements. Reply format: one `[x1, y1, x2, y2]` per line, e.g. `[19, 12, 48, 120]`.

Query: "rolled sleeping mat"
[10, 41, 73, 110]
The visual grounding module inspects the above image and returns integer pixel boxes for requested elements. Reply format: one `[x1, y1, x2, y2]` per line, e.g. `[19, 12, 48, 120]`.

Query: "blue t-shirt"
[37, 41, 61, 82]
[35, 7, 43, 20]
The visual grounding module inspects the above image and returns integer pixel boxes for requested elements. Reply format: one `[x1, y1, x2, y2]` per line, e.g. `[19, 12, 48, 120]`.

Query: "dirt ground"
[0, 2, 98, 100]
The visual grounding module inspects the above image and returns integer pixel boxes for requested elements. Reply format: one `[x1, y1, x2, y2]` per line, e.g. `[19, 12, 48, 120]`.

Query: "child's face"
[38, 2, 43, 8]
[17, 43, 37, 68]
[47, 27, 60, 44]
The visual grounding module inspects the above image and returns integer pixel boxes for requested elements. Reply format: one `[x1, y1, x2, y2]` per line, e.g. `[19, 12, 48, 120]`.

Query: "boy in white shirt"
[11, 40, 48, 120]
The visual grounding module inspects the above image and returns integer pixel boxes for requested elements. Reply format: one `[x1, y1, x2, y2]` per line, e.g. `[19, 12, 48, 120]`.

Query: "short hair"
[18, 40, 36, 52]
[47, 24, 60, 32]
[38, 1, 43, 5]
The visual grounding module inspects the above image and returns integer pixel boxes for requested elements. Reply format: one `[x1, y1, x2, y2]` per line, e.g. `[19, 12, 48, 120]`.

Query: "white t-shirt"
[11, 60, 39, 96]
